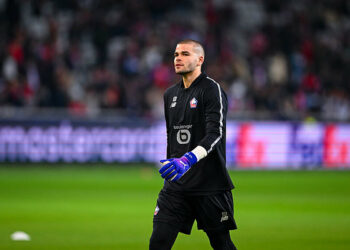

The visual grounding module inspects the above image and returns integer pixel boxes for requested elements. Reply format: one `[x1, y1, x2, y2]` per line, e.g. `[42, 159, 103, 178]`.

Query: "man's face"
[174, 43, 202, 75]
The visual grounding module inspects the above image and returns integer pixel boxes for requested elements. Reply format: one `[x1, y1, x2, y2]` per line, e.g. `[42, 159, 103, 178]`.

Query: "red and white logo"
[154, 206, 159, 215]
[190, 98, 198, 108]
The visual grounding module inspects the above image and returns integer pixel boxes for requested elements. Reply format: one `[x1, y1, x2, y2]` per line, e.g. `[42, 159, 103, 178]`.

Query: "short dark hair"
[177, 39, 205, 58]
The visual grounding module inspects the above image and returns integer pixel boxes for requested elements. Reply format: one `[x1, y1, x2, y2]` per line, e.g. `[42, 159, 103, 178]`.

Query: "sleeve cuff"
[191, 146, 208, 162]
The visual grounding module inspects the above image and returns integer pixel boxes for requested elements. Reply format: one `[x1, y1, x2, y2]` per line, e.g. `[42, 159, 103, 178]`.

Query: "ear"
[197, 56, 204, 66]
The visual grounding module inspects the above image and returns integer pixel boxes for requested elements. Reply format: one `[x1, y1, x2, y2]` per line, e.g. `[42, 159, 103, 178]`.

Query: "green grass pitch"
[0, 165, 350, 250]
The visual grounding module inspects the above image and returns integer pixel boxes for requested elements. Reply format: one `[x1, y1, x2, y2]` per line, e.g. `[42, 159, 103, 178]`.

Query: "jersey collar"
[180, 72, 207, 90]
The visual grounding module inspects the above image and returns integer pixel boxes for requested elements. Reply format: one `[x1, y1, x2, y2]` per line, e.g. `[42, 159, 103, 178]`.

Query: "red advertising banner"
[324, 125, 350, 168]
[235, 123, 289, 168]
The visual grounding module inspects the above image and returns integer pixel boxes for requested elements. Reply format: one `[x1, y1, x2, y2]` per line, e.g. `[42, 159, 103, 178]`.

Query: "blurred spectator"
[0, 0, 349, 121]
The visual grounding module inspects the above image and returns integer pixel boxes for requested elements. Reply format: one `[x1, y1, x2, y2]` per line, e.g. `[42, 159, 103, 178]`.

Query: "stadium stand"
[0, 0, 349, 121]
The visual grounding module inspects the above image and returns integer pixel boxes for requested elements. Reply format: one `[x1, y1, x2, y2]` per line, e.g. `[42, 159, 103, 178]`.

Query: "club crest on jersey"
[154, 206, 159, 215]
[190, 98, 198, 108]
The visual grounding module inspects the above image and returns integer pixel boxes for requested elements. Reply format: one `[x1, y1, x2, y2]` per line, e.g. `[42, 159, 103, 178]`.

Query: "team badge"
[190, 98, 198, 108]
[154, 206, 159, 215]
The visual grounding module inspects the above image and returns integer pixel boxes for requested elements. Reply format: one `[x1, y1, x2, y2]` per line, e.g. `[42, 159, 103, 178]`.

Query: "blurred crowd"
[0, 0, 349, 121]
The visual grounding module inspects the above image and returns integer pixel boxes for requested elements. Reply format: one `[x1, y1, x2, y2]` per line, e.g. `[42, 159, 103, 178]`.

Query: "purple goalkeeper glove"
[159, 152, 198, 182]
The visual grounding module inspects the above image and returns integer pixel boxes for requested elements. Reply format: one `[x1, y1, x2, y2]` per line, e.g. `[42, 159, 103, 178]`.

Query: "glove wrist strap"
[182, 152, 197, 166]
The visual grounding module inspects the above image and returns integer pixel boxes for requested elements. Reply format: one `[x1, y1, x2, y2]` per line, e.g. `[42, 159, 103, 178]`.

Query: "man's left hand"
[159, 152, 197, 182]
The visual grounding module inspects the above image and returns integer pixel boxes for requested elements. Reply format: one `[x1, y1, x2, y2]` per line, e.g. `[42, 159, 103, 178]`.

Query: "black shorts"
[153, 190, 237, 235]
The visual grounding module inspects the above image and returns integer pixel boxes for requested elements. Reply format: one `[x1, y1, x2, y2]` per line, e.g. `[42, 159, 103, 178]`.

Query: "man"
[149, 39, 237, 250]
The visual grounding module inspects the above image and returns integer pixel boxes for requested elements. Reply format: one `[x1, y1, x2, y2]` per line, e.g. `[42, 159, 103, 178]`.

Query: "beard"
[175, 62, 197, 75]
[176, 69, 192, 75]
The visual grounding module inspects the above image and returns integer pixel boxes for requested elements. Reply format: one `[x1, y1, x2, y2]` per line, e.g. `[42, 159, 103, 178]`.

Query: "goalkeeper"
[149, 39, 237, 250]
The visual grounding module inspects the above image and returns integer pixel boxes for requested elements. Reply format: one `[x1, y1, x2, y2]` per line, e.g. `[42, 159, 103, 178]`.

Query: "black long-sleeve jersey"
[162, 73, 234, 195]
